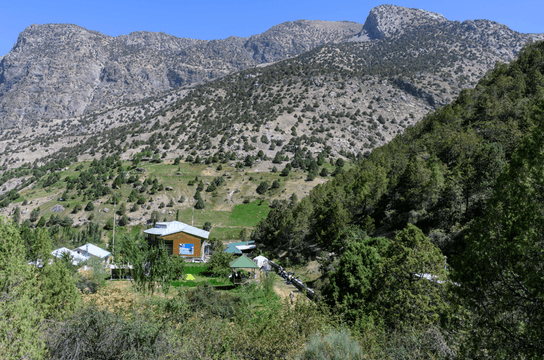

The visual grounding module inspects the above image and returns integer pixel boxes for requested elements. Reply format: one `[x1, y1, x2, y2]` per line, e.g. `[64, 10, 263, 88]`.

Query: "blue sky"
[1, 0, 542, 56]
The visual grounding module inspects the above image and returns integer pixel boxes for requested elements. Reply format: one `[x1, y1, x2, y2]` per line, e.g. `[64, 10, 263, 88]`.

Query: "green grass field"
[209, 227, 247, 240]
[172, 264, 231, 287]
[230, 200, 271, 227]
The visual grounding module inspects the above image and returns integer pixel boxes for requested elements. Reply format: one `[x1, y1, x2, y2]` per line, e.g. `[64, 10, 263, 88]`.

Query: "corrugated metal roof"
[74, 244, 111, 259]
[223, 240, 256, 254]
[143, 221, 210, 239]
[224, 244, 243, 254]
[52, 247, 89, 265]
[226, 240, 255, 247]
[229, 255, 259, 269]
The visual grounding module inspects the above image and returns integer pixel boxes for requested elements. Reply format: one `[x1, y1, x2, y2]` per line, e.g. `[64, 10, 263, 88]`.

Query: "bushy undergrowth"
[44, 281, 329, 359]
[299, 328, 364, 360]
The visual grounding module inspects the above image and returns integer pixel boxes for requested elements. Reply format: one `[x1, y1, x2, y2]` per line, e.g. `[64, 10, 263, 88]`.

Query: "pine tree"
[256, 181, 269, 195]
[195, 197, 205, 210]
[118, 214, 128, 227]
[453, 104, 544, 357]
[36, 215, 46, 228]
[85, 201, 94, 211]
[12, 206, 20, 224]
[33, 228, 52, 264]
[0, 217, 44, 358]
[39, 259, 80, 320]
[104, 218, 114, 230]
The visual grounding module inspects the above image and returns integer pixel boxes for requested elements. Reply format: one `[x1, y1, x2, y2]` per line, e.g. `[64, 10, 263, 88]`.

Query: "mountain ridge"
[1, 5, 542, 129]
[0, 20, 362, 127]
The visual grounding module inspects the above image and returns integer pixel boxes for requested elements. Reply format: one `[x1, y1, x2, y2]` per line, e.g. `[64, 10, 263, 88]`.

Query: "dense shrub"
[299, 329, 363, 360]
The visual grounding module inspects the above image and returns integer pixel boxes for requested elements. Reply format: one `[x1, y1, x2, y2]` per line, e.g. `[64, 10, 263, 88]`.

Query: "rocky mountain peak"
[351, 5, 447, 41]
[12, 23, 109, 53]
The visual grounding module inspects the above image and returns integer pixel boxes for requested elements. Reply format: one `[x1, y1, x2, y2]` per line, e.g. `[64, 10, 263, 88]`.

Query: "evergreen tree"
[39, 259, 80, 320]
[256, 181, 269, 195]
[33, 228, 52, 264]
[36, 215, 47, 228]
[206, 182, 217, 192]
[195, 197, 205, 210]
[85, 201, 95, 211]
[376, 224, 448, 331]
[149, 211, 160, 225]
[118, 214, 129, 227]
[117, 202, 126, 216]
[71, 203, 82, 214]
[453, 103, 544, 358]
[104, 218, 114, 230]
[12, 206, 21, 224]
[0, 217, 44, 358]
[29, 208, 40, 223]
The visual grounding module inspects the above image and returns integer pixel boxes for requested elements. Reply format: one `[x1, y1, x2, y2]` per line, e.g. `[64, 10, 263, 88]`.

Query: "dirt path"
[272, 274, 308, 304]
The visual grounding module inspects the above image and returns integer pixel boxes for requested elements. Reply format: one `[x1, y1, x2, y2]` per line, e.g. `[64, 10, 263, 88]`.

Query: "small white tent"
[253, 255, 269, 268]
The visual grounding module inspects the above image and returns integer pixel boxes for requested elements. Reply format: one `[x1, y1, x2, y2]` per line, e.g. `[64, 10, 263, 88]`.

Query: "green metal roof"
[229, 255, 259, 269]
[224, 244, 243, 254]
[224, 240, 255, 254]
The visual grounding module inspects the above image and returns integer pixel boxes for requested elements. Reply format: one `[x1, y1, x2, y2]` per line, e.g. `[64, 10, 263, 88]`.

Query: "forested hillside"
[254, 40, 544, 258]
[253, 40, 544, 358]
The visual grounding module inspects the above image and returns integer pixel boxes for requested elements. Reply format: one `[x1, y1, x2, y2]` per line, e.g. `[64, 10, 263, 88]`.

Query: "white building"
[73, 243, 111, 264]
[51, 247, 89, 265]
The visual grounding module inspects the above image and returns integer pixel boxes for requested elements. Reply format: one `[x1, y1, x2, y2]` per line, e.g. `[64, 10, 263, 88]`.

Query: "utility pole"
[111, 193, 116, 281]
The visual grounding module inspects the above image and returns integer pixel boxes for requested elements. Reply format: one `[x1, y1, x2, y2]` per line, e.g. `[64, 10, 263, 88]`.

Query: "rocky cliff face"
[351, 5, 447, 41]
[350, 4, 543, 60]
[1, 5, 542, 129]
[0, 21, 361, 128]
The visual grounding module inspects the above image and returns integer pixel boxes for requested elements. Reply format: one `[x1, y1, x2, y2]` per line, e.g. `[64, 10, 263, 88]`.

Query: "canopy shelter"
[253, 255, 268, 268]
[260, 262, 272, 272]
[229, 255, 259, 284]
[229, 255, 259, 269]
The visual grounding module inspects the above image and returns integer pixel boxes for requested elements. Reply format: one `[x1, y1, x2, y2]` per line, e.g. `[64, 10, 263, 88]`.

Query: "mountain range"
[0, 4, 542, 173]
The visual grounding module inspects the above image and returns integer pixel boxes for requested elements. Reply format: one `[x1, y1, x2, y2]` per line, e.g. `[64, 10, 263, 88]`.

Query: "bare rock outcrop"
[0, 21, 361, 128]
